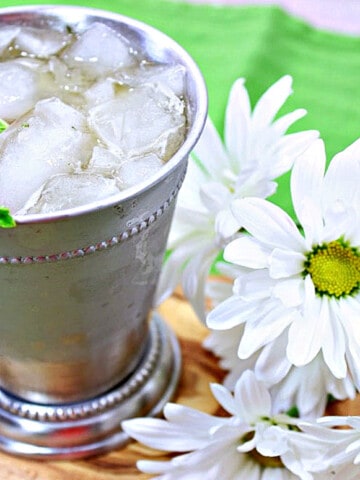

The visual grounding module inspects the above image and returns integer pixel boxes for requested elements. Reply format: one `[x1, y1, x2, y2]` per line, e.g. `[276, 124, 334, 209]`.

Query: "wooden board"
[0, 290, 358, 479]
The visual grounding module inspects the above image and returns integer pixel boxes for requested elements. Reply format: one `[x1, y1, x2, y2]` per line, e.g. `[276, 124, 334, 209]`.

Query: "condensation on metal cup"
[0, 5, 207, 459]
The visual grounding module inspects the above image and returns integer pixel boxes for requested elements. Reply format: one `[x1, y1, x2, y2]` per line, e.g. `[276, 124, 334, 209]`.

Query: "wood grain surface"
[0, 290, 358, 479]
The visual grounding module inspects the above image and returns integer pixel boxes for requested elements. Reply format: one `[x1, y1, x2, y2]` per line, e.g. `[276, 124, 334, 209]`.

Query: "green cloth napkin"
[1, 0, 359, 217]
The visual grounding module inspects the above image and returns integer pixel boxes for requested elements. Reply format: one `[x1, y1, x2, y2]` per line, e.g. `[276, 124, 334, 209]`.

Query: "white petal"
[192, 117, 230, 179]
[281, 449, 315, 480]
[178, 155, 210, 210]
[138, 440, 243, 479]
[233, 458, 261, 480]
[137, 459, 174, 474]
[235, 168, 277, 199]
[335, 298, 360, 388]
[210, 383, 238, 416]
[224, 78, 251, 171]
[322, 203, 355, 244]
[231, 197, 305, 252]
[216, 259, 245, 280]
[234, 370, 271, 421]
[255, 332, 291, 385]
[295, 197, 325, 250]
[268, 130, 319, 179]
[262, 468, 292, 480]
[235, 270, 273, 300]
[122, 417, 207, 451]
[271, 108, 307, 136]
[251, 75, 293, 130]
[154, 242, 197, 306]
[348, 348, 360, 391]
[155, 235, 213, 305]
[238, 302, 295, 358]
[167, 434, 245, 473]
[337, 296, 360, 345]
[163, 403, 224, 430]
[205, 273, 236, 307]
[199, 181, 232, 214]
[317, 416, 354, 428]
[224, 235, 270, 268]
[287, 277, 326, 366]
[168, 208, 214, 248]
[269, 248, 305, 279]
[256, 425, 289, 457]
[346, 437, 360, 455]
[215, 208, 241, 239]
[237, 435, 256, 453]
[328, 373, 357, 404]
[295, 362, 329, 418]
[182, 245, 217, 322]
[207, 295, 257, 330]
[290, 139, 326, 245]
[273, 278, 304, 307]
[347, 417, 360, 429]
[323, 137, 360, 211]
[321, 298, 347, 379]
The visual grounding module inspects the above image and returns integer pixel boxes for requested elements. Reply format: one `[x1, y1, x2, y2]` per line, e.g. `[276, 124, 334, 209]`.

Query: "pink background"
[187, 0, 360, 35]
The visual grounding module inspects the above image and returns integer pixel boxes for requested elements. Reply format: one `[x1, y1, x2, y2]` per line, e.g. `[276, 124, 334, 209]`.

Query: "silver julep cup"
[0, 5, 207, 458]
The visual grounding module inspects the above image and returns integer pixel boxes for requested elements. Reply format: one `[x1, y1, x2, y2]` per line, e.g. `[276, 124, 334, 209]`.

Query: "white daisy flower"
[122, 370, 329, 480]
[268, 357, 356, 420]
[204, 264, 355, 419]
[207, 138, 360, 385]
[301, 416, 360, 479]
[155, 75, 318, 321]
[205, 324, 355, 419]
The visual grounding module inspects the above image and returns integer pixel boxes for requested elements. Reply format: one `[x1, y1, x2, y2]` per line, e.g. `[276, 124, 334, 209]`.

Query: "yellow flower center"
[304, 240, 360, 298]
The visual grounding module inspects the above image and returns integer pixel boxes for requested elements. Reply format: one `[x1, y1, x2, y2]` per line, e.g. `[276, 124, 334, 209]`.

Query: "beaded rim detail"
[0, 176, 184, 266]
[0, 319, 162, 422]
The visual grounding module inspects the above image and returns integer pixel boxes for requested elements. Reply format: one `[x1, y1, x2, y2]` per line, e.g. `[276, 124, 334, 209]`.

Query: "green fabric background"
[1, 0, 359, 217]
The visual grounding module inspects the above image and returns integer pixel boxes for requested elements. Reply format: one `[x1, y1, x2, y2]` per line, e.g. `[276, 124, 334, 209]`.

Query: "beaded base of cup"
[0, 314, 181, 459]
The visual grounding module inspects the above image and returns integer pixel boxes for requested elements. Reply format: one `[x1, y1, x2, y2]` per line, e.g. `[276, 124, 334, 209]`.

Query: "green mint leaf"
[0, 119, 8, 133]
[0, 206, 16, 228]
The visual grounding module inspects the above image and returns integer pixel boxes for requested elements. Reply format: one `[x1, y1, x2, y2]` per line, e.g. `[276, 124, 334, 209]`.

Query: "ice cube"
[22, 173, 121, 214]
[48, 56, 68, 84]
[88, 85, 186, 161]
[0, 97, 95, 213]
[15, 26, 71, 58]
[46, 56, 92, 108]
[84, 78, 128, 108]
[118, 154, 163, 189]
[62, 22, 134, 79]
[33, 96, 90, 137]
[11, 57, 46, 71]
[0, 60, 39, 121]
[87, 146, 123, 176]
[116, 63, 186, 97]
[11, 57, 59, 99]
[0, 26, 20, 55]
